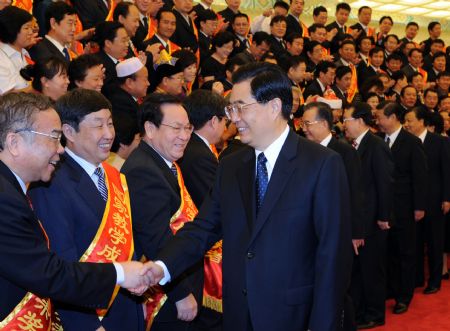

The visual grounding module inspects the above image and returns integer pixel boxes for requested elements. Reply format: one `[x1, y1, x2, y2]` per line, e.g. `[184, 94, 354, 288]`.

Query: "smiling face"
[51, 14, 77, 44]
[64, 108, 115, 166]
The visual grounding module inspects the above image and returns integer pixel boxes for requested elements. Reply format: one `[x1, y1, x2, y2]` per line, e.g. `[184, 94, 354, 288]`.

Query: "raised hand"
[176, 293, 198, 321]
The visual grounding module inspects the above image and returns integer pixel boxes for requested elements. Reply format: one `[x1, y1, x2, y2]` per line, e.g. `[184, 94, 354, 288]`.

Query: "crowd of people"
[0, 0, 450, 330]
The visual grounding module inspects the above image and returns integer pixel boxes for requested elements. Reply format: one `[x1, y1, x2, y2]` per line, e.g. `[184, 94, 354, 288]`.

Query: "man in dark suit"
[326, 2, 352, 54]
[404, 107, 450, 294]
[122, 93, 202, 331]
[94, 22, 130, 94]
[197, 9, 217, 63]
[28, 89, 145, 331]
[217, 0, 241, 33]
[147, 62, 352, 331]
[349, 6, 374, 40]
[344, 102, 394, 329]
[171, 0, 199, 53]
[29, 2, 77, 64]
[133, 0, 164, 51]
[231, 31, 271, 63]
[0, 92, 151, 327]
[332, 66, 352, 107]
[285, 0, 306, 38]
[401, 48, 424, 82]
[357, 47, 384, 89]
[105, 57, 149, 127]
[231, 13, 252, 57]
[304, 60, 336, 99]
[375, 101, 428, 314]
[71, 0, 109, 30]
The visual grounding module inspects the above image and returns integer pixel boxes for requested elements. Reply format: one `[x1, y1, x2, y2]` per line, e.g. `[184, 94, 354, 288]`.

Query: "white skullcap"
[316, 96, 343, 109]
[116, 57, 144, 78]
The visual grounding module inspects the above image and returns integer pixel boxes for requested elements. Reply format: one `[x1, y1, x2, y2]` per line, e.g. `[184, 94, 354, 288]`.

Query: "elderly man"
[0, 92, 151, 329]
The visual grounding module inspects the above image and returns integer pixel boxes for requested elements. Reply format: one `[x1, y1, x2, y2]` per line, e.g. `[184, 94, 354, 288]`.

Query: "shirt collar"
[386, 125, 402, 145]
[146, 141, 174, 169]
[11, 170, 27, 194]
[355, 129, 369, 147]
[0, 42, 22, 57]
[65, 147, 101, 178]
[320, 133, 333, 147]
[45, 35, 66, 53]
[255, 125, 289, 177]
[289, 13, 299, 22]
[194, 132, 211, 149]
[418, 129, 427, 143]
[340, 58, 349, 66]
[199, 1, 210, 9]
[155, 34, 168, 47]
[139, 12, 149, 25]
[106, 53, 119, 64]
[316, 78, 326, 93]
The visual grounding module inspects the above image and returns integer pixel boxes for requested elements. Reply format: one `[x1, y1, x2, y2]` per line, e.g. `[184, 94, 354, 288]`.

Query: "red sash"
[80, 162, 134, 316]
[347, 64, 358, 103]
[12, 0, 32, 13]
[301, 21, 309, 38]
[418, 67, 428, 85]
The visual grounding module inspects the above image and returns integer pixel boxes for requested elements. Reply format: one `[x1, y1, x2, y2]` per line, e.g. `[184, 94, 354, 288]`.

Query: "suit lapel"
[391, 128, 406, 152]
[236, 150, 255, 231]
[357, 131, 371, 157]
[248, 131, 298, 246]
[64, 154, 105, 221]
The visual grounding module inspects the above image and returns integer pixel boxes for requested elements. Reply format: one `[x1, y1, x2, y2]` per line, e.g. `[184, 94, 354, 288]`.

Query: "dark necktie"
[143, 16, 149, 32]
[63, 48, 70, 61]
[255, 153, 268, 214]
[171, 164, 178, 179]
[94, 167, 108, 201]
[385, 136, 391, 148]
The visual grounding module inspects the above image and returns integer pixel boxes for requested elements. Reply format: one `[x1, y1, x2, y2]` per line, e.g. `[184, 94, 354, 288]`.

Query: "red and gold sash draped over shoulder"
[80, 162, 134, 317]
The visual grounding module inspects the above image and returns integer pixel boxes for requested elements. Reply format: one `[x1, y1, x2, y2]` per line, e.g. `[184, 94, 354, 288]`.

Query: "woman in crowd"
[172, 49, 198, 96]
[29, 56, 69, 100]
[68, 54, 105, 92]
[200, 31, 235, 83]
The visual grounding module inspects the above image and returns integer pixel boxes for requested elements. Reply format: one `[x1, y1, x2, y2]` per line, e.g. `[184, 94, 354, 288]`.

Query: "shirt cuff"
[113, 262, 125, 285]
[155, 260, 171, 285]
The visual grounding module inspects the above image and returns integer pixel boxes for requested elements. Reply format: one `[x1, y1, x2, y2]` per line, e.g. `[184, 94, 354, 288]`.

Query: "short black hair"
[409, 71, 423, 83]
[431, 38, 445, 47]
[428, 111, 444, 134]
[212, 31, 235, 50]
[139, 93, 182, 133]
[358, 6, 371, 15]
[285, 32, 303, 44]
[405, 105, 429, 123]
[31, 57, 68, 92]
[45, 1, 76, 33]
[278, 55, 305, 73]
[406, 22, 419, 29]
[408, 48, 422, 58]
[232, 62, 293, 120]
[313, 6, 327, 17]
[391, 70, 406, 83]
[111, 114, 139, 152]
[428, 21, 440, 32]
[347, 101, 373, 126]
[424, 88, 438, 98]
[379, 16, 393, 25]
[383, 34, 399, 45]
[195, 9, 217, 25]
[314, 61, 336, 78]
[55, 88, 112, 131]
[336, 2, 351, 12]
[270, 14, 287, 26]
[339, 39, 355, 50]
[376, 101, 403, 122]
[400, 84, 416, 97]
[386, 52, 403, 63]
[68, 54, 103, 90]
[306, 40, 322, 54]
[0, 6, 33, 44]
[232, 13, 249, 24]
[437, 71, 450, 80]
[308, 23, 326, 34]
[171, 49, 197, 70]
[369, 46, 383, 57]
[113, 1, 135, 22]
[184, 90, 226, 130]
[432, 51, 446, 62]
[304, 102, 333, 130]
[274, 1, 290, 11]
[252, 31, 271, 46]
[226, 56, 251, 73]
[156, 8, 176, 22]
[94, 21, 125, 49]
[335, 65, 351, 80]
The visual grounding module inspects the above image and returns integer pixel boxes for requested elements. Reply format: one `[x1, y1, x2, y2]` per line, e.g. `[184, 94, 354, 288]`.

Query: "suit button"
[247, 252, 254, 259]
[242, 289, 247, 296]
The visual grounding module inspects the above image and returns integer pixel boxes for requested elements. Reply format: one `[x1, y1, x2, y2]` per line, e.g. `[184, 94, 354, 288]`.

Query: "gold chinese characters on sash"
[80, 162, 134, 317]
[144, 163, 223, 330]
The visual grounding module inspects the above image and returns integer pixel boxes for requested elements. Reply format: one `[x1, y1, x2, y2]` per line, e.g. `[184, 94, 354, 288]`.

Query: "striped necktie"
[94, 167, 108, 201]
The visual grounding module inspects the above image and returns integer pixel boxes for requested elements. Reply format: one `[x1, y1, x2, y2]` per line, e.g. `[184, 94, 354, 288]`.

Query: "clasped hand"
[119, 261, 166, 295]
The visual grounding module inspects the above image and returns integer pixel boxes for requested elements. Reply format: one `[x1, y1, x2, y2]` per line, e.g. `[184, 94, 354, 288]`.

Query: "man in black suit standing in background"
[404, 106, 450, 294]
[172, 0, 199, 53]
[71, 0, 109, 30]
[375, 101, 428, 315]
[303, 61, 337, 99]
[344, 102, 394, 329]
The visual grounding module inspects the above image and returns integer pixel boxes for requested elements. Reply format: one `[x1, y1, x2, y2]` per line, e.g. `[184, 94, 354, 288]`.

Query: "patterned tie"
[171, 164, 178, 179]
[94, 167, 108, 201]
[255, 153, 268, 214]
[63, 48, 70, 61]
[352, 140, 358, 149]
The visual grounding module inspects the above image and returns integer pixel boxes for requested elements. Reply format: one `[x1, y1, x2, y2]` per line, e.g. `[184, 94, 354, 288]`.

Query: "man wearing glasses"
[29, 89, 145, 331]
[146, 63, 352, 331]
[122, 93, 202, 331]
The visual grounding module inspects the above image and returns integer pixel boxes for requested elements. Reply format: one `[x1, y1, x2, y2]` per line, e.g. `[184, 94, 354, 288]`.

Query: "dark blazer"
[178, 133, 218, 208]
[384, 128, 428, 226]
[121, 141, 203, 323]
[401, 64, 418, 81]
[217, 7, 239, 33]
[96, 50, 119, 95]
[0, 160, 117, 321]
[285, 13, 303, 39]
[104, 86, 139, 127]
[327, 137, 364, 239]
[157, 130, 352, 331]
[422, 132, 450, 215]
[198, 31, 212, 63]
[29, 37, 68, 64]
[357, 131, 394, 235]
[303, 79, 324, 99]
[349, 22, 367, 38]
[267, 35, 288, 61]
[171, 9, 199, 53]
[133, 18, 150, 51]
[426, 68, 440, 83]
[357, 64, 377, 89]
[28, 154, 144, 331]
[331, 84, 347, 106]
[71, 0, 109, 30]
[326, 21, 347, 54]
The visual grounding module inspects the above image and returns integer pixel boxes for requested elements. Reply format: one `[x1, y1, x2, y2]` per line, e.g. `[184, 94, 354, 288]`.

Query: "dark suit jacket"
[357, 64, 377, 89]
[349, 22, 367, 38]
[357, 131, 394, 235]
[71, 0, 109, 30]
[0, 160, 117, 321]
[29, 37, 68, 64]
[217, 7, 239, 33]
[285, 13, 303, 39]
[303, 79, 324, 99]
[133, 18, 150, 51]
[28, 154, 144, 331]
[178, 133, 218, 208]
[384, 128, 428, 226]
[198, 31, 212, 63]
[422, 131, 450, 216]
[401, 64, 418, 81]
[327, 137, 364, 239]
[426, 68, 440, 83]
[157, 130, 352, 331]
[96, 50, 118, 95]
[326, 21, 347, 54]
[267, 35, 288, 61]
[331, 84, 348, 107]
[171, 9, 198, 53]
[104, 86, 139, 127]
[121, 141, 203, 323]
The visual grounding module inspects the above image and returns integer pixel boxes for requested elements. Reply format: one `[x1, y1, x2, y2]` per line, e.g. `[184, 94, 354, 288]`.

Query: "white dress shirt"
[385, 125, 402, 148]
[319, 133, 333, 147]
[0, 43, 30, 94]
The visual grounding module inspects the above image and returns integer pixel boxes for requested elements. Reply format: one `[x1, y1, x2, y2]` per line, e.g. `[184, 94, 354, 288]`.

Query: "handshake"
[118, 260, 165, 295]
